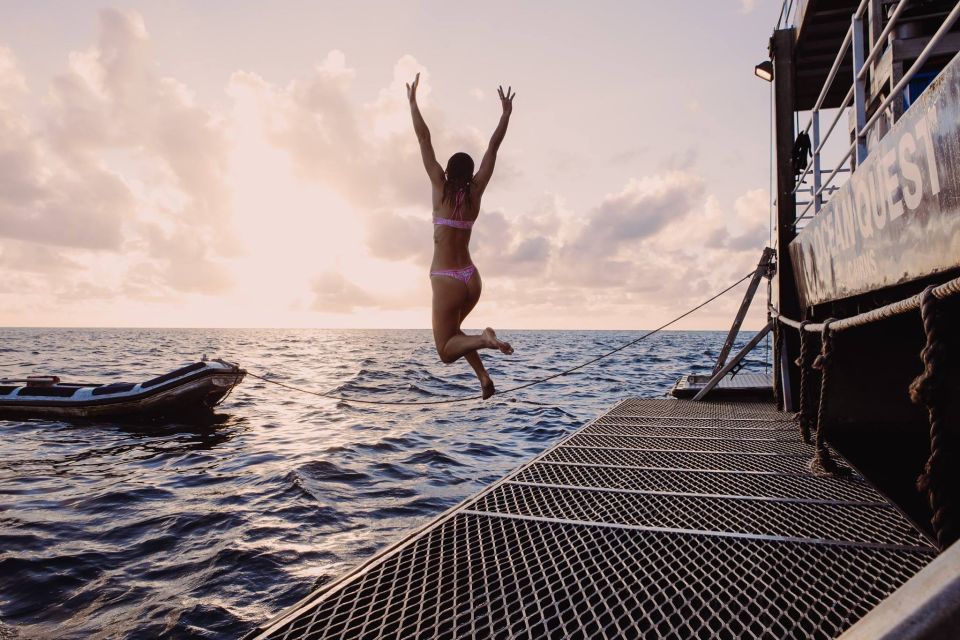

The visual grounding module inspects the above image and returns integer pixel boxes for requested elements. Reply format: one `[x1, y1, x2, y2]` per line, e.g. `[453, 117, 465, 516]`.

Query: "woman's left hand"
[498, 85, 515, 115]
[406, 73, 420, 103]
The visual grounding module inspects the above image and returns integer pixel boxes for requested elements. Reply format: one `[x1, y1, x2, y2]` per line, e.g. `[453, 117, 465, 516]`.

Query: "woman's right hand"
[498, 85, 515, 115]
[406, 73, 420, 104]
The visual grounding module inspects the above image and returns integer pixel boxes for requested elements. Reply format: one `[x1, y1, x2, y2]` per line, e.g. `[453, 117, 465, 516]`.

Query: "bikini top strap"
[453, 187, 467, 219]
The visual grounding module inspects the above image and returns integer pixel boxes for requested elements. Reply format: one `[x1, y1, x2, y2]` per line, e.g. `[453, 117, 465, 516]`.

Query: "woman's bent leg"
[432, 276, 484, 363]
[462, 346, 495, 399]
[455, 274, 495, 398]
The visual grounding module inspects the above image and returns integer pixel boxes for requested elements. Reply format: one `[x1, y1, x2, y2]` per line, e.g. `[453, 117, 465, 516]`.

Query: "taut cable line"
[247, 271, 757, 406]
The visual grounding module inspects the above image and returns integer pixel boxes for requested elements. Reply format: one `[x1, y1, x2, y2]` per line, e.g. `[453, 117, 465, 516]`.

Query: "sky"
[0, 0, 781, 329]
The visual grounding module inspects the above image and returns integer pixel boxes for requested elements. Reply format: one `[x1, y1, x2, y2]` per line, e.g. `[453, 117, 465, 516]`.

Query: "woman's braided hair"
[443, 152, 475, 210]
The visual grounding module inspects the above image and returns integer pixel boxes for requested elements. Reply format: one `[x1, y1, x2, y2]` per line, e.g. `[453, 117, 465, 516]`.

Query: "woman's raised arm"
[407, 73, 444, 186]
[473, 85, 515, 193]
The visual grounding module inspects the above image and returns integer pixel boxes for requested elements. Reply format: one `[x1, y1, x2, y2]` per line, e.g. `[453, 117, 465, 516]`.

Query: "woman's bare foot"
[482, 327, 514, 355]
[480, 375, 495, 399]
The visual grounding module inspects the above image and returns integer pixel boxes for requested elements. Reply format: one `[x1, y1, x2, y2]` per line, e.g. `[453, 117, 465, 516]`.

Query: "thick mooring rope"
[770, 275, 960, 334]
[808, 319, 848, 476]
[773, 276, 960, 538]
[247, 271, 756, 406]
[793, 320, 813, 443]
[909, 286, 957, 548]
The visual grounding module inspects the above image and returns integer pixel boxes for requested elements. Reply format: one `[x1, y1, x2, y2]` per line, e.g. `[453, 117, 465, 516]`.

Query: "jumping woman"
[406, 73, 515, 399]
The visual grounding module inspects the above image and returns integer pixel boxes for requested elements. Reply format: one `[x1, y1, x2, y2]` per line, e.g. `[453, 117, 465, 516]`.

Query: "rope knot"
[811, 352, 829, 370]
[909, 287, 945, 408]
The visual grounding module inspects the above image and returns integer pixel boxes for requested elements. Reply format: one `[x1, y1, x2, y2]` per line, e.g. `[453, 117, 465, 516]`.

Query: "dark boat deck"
[251, 399, 937, 639]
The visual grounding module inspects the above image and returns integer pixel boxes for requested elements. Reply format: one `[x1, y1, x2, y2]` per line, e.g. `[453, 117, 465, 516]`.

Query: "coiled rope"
[909, 286, 957, 548]
[808, 319, 848, 476]
[772, 274, 960, 546]
[247, 271, 756, 406]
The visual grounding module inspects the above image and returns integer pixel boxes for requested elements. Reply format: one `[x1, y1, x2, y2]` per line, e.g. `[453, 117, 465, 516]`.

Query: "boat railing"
[776, 0, 800, 29]
[787, 0, 960, 228]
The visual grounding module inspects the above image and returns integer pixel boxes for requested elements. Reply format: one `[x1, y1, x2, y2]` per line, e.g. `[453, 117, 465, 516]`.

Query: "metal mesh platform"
[251, 399, 937, 640]
[671, 372, 773, 400]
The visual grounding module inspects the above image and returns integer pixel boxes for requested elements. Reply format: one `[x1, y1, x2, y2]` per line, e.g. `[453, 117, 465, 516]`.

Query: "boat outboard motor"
[792, 131, 811, 179]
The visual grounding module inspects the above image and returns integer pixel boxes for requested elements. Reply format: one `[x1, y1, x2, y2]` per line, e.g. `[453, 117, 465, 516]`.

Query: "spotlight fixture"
[754, 60, 774, 82]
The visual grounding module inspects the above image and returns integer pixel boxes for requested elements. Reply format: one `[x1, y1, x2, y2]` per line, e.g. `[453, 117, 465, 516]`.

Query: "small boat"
[0, 359, 246, 420]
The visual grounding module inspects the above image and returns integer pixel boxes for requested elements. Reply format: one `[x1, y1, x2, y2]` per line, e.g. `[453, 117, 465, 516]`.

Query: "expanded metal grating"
[544, 446, 813, 473]
[515, 462, 887, 504]
[608, 399, 793, 420]
[584, 421, 800, 439]
[252, 399, 937, 640]
[468, 483, 926, 547]
[565, 433, 812, 455]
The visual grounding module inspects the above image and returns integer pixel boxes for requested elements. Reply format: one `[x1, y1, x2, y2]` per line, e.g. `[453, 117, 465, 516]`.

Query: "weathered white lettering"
[898, 131, 923, 210]
[915, 105, 941, 196]
[854, 172, 875, 238]
[881, 148, 904, 222]
[869, 166, 887, 230]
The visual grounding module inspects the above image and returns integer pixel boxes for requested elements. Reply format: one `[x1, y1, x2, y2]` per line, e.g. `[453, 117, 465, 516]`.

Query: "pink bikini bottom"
[429, 264, 477, 284]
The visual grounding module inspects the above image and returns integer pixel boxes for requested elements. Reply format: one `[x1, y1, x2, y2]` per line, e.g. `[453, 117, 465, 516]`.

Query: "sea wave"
[0, 327, 772, 638]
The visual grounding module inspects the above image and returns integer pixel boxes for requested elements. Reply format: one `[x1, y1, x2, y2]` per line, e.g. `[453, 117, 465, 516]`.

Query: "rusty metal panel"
[790, 53, 960, 307]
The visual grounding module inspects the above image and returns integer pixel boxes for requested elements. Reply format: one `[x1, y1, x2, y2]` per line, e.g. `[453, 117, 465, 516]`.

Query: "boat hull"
[0, 361, 245, 421]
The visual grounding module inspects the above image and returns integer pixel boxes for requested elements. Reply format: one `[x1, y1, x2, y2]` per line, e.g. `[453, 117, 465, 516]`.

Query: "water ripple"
[0, 327, 771, 638]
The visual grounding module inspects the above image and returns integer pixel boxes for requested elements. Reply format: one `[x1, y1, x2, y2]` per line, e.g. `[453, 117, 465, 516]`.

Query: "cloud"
[0, 8, 233, 296]
[228, 53, 507, 214]
[365, 211, 431, 262]
[310, 271, 377, 313]
[0, 9, 771, 330]
[0, 46, 27, 98]
[0, 240, 80, 274]
[562, 172, 705, 266]
[0, 51, 131, 250]
[701, 189, 768, 250]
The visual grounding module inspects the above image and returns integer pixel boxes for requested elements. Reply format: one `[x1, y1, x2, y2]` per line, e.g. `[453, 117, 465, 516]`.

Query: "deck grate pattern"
[584, 421, 800, 439]
[470, 483, 925, 546]
[607, 399, 791, 420]
[566, 433, 812, 455]
[253, 399, 937, 640]
[543, 446, 812, 473]
[513, 463, 887, 504]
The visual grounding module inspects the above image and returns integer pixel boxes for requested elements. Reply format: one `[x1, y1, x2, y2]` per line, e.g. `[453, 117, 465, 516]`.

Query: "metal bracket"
[713, 247, 775, 375]
[694, 321, 774, 401]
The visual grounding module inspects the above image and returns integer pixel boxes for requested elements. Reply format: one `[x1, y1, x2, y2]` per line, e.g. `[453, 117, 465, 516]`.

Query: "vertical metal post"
[771, 28, 800, 411]
[852, 13, 869, 165]
[812, 110, 822, 212]
[867, 0, 883, 50]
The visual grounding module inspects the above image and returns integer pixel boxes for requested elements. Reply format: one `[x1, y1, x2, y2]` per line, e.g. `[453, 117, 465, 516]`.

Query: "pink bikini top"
[433, 188, 474, 229]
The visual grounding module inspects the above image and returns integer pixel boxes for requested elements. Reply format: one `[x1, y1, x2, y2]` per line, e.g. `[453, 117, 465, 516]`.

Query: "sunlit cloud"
[0, 6, 771, 330]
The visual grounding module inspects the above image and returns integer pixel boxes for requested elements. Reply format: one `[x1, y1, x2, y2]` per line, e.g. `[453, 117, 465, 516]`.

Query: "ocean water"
[0, 328, 770, 639]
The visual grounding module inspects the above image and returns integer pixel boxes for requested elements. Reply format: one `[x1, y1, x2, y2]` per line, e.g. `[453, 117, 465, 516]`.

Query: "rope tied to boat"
[793, 320, 814, 444]
[809, 319, 849, 477]
[909, 286, 957, 549]
[769, 275, 960, 334]
[248, 271, 757, 406]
